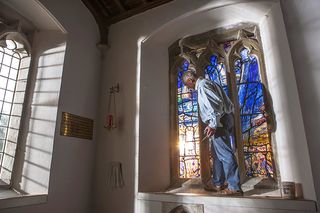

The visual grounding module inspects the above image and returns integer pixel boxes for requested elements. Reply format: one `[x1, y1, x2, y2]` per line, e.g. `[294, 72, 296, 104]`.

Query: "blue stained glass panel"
[238, 82, 264, 115]
[235, 48, 275, 178]
[204, 55, 229, 96]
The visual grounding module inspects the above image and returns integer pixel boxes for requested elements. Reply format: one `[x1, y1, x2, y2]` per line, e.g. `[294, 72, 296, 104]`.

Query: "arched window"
[169, 26, 277, 188]
[229, 40, 276, 179]
[0, 37, 30, 185]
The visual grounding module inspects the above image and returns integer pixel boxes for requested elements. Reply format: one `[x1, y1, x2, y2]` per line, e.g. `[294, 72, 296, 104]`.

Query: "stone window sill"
[137, 192, 318, 212]
[0, 189, 47, 210]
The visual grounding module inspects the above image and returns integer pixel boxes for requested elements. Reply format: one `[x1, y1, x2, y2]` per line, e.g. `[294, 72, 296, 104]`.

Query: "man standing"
[182, 70, 242, 196]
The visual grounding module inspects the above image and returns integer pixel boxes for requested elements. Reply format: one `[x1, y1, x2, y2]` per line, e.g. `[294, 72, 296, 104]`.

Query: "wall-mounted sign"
[60, 112, 93, 140]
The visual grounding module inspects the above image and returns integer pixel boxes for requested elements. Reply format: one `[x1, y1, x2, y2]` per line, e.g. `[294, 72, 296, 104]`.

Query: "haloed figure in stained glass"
[182, 71, 242, 196]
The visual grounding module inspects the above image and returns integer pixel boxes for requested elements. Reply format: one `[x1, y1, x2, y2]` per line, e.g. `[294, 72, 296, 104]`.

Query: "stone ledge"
[137, 192, 318, 212]
[0, 189, 47, 210]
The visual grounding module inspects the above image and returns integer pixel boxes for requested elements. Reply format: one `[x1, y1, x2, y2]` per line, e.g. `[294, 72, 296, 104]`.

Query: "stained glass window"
[204, 55, 229, 95]
[235, 48, 274, 177]
[221, 41, 236, 54]
[177, 60, 200, 178]
[174, 38, 276, 181]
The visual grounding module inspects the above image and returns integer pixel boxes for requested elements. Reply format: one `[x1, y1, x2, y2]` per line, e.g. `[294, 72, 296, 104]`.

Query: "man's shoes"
[218, 188, 243, 196]
[204, 182, 224, 192]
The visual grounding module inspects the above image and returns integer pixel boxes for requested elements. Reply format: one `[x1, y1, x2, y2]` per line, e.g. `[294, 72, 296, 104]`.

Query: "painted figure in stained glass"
[235, 47, 276, 178]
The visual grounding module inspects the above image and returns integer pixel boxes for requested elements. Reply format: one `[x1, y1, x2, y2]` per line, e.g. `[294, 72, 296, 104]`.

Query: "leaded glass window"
[235, 48, 274, 177]
[177, 60, 200, 178]
[0, 39, 29, 184]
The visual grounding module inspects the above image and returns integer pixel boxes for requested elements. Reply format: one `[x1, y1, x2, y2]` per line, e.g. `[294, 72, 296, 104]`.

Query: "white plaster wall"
[93, 1, 274, 212]
[12, 31, 67, 195]
[260, 3, 316, 200]
[280, 0, 320, 203]
[137, 200, 162, 213]
[93, 0, 316, 213]
[1, 0, 100, 212]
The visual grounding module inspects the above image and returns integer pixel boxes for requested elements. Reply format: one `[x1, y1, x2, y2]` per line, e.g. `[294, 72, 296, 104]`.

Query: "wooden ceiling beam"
[82, 0, 174, 45]
[113, 0, 126, 12]
[106, 0, 173, 25]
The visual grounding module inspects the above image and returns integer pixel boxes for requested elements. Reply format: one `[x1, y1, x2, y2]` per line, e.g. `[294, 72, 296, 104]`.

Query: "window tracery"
[169, 26, 277, 186]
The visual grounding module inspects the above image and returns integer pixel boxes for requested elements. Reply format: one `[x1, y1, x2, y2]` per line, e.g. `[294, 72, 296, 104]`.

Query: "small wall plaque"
[60, 112, 94, 140]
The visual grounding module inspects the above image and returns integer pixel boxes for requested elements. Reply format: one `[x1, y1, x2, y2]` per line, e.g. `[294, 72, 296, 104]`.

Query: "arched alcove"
[138, 0, 315, 202]
[0, 0, 67, 206]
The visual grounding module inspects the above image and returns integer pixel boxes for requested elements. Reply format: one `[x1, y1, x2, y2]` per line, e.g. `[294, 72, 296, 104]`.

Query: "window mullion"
[226, 53, 247, 184]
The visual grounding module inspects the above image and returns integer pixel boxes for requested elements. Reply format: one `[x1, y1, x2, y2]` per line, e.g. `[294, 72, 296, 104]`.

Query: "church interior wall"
[1, 0, 320, 212]
[280, 0, 320, 204]
[94, 0, 317, 212]
[1, 0, 101, 212]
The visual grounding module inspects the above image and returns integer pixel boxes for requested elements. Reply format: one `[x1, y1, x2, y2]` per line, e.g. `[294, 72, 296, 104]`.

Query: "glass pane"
[177, 60, 201, 178]
[0, 76, 7, 89]
[0, 115, 9, 126]
[238, 82, 264, 115]
[5, 141, 17, 156]
[4, 91, 13, 102]
[7, 79, 15, 91]
[0, 139, 4, 152]
[2, 102, 11, 114]
[0, 127, 7, 139]
[235, 48, 275, 178]
[9, 69, 18, 80]
[180, 156, 201, 178]
[239, 49, 260, 83]
[0, 65, 10, 77]
[204, 55, 228, 88]
[3, 54, 12, 66]
[0, 89, 4, 100]
[244, 151, 273, 177]
[12, 57, 20, 69]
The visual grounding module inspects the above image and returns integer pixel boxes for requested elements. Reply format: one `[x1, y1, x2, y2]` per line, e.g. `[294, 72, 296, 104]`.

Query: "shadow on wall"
[280, 0, 320, 202]
[13, 43, 66, 194]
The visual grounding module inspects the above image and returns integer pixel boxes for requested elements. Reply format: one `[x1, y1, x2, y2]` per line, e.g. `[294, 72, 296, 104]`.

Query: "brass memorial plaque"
[60, 112, 94, 140]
